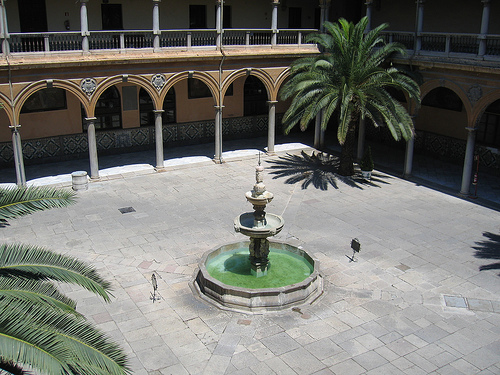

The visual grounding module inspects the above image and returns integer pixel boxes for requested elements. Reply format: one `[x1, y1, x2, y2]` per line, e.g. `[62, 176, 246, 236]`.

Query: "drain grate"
[118, 207, 136, 214]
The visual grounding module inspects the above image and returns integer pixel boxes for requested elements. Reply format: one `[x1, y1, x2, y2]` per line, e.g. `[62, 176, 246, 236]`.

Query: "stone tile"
[466, 298, 494, 312]
[413, 325, 450, 343]
[352, 350, 388, 371]
[329, 359, 366, 375]
[280, 347, 327, 375]
[260, 332, 300, 356]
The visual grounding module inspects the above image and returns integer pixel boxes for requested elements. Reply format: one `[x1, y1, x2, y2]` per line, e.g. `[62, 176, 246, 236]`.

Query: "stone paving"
[2, 144, 500, 374]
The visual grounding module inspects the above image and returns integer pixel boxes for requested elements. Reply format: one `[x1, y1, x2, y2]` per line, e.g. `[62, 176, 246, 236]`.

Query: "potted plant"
[360, 146, 374, 180]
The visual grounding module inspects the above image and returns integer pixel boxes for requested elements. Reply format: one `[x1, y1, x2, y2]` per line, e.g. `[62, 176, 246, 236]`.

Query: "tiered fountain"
[193, 161, 323, 312]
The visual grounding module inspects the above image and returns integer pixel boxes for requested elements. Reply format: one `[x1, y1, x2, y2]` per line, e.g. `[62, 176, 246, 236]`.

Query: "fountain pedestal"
[249, 238, 270, 277]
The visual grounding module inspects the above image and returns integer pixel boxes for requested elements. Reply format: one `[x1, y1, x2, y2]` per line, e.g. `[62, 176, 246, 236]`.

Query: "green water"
[206, 247, 313, 289]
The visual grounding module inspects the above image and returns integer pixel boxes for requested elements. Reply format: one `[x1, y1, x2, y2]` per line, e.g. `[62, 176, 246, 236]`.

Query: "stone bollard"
[71, 171, 88, 191]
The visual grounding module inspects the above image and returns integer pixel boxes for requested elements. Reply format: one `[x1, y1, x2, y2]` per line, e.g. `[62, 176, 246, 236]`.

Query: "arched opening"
[139, 87, 176, 126]
[416, 87, 466, 140]
[477, 99, 500, 149]
[244, 76, 267, 116]
[86, 86, 122, 131]
[18, 87, 82, 140]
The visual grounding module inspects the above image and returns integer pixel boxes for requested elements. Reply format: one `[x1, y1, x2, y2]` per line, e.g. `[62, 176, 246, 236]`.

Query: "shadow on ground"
[266, 151, 392, 190]
[473, 231, 500, 275]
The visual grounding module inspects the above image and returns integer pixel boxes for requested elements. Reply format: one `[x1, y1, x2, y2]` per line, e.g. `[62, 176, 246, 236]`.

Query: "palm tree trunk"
[339, 124, 356, 176]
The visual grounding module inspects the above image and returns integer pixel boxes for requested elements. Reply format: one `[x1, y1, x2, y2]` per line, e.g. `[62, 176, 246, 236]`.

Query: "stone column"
[319, 0, 326, 32]
[365, 0, 373, 32]
[216, 0, 223, 49]
[271, 0, 279, 46]
[460, 127, 476, 195]
[152, 0, 161, 51]
[80, 0, 90, 53]
[0, 0, 10, 55]
[10, 125, 26, 187]
[85, 117, 99, 179]
[214, 105, 224, 163]
[267, 100, 277, 154]
[415, 0, 425, 53]
[357, 118, 365, 160]
[478, 0, 491, 57]
[154, 110, 164, 169]
[404, 136, 415, 178]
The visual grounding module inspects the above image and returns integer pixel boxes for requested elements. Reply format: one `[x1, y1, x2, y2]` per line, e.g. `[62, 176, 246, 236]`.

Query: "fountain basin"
[193, 241, 323, 312]
[234, 212, 285, 238]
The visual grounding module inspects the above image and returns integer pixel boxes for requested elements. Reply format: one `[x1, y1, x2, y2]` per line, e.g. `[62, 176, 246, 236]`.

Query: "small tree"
[280, 17, 420, 176]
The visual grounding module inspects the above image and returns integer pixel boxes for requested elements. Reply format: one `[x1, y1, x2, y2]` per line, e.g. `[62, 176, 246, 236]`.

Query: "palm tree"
[0, 186, 131, 375]
[280, 17, 421, 176]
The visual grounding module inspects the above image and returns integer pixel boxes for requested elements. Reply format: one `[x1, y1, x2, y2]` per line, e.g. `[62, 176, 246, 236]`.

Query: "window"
[477, 100, 500, 148]
[139, 87, 176, 126]
[102, 4, 123, 30]
[86, 86, 122, 131]
[190, 5, 207, 29]
[422, 87, 463, 112]
[18, 0, 47, 32]
[188, 79, 233, 99]
[244, 76, 267, 116]
[21, 88, 67, 113]
[223, 6, 231, 28]
[288, 7, 302, 29]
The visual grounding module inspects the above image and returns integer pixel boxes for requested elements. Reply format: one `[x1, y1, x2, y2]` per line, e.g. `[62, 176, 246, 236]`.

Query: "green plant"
[0, 186, 131, 375]
[360, 147, 374, 171]
[280, 17, 420, 176]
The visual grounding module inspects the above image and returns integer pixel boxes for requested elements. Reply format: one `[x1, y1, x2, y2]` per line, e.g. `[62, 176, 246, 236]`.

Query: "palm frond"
[0, 276, 78, 312]
[0, 298, 130, 375]
[0, 243, 113, 302]
[0, 186, 76, 222]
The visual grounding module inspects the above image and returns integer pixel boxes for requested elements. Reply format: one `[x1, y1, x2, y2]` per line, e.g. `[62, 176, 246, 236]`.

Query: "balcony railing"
[4, 29, 499, 61]
[380, 31, 500, 59]
[4, 28, 317, 55]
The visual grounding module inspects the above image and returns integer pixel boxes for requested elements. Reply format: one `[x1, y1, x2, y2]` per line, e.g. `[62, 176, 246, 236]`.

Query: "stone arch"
[471, 89, 500, 128]
[223, 68, 274, 101]
[274, 67, 291, 101]
[162, 71, 219, 105]
[0, 92, 15, 126]
[420, 79, 472, 127]
[90, 75, 159, 112]
[15, 80, 90, 121]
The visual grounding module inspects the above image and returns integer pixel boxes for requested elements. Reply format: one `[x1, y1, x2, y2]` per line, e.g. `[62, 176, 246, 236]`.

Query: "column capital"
[85, 117, 97, 122]
[8, 124, 21, 129]
[482, 0, 491, 4]
[465, 127, 476, 132]
[416, 0, 425, 4]
[267, 100, 278, 105]
[214, 105, 225, 110]
[152, 0, 161, 3]
[272, 0, 280, 5]
[80, 0, 89, 3]
[365, 0, 374, 5]
[215, 0, 223, 4]
[153, 109, 165, 114]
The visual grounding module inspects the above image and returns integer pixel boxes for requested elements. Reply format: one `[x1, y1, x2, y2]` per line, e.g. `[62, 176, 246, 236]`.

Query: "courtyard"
[2, 143, 500, 374]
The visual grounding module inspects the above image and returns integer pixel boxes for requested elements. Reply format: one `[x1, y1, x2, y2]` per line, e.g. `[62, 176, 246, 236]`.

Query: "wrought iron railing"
[4, 28, 316, 55]
[380, 30, 500, 59]
[4, 29, 499, 60]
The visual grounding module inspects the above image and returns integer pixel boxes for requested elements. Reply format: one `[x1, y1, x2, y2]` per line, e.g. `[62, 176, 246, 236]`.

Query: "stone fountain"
[193, 159, 323, 312]
[233, 162, 284, 277]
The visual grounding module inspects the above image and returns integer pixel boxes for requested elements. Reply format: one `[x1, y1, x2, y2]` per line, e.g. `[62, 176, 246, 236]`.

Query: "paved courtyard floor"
[2, 144, 500, 374]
